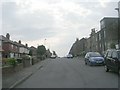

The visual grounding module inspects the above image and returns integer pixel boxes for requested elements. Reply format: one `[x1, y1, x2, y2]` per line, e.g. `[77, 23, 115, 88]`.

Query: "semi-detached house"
[1, 33, 29, 59]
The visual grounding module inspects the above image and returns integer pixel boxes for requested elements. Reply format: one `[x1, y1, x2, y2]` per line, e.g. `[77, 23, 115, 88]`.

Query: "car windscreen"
[90, 52, 101, 57]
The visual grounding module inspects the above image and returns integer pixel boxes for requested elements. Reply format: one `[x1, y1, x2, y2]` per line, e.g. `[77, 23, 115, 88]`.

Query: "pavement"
[2, 59, 44, 89]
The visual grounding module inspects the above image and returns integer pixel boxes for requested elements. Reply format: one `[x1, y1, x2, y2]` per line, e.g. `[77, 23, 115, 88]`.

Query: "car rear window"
[90, 52, 101, 57]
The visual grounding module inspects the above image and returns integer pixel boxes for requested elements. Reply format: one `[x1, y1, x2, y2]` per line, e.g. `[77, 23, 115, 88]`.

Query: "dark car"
[104, 49, 120, 74]
[85, 52, 104, 66]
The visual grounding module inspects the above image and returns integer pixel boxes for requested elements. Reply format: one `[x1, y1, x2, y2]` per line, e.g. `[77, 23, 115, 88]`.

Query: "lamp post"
[115, 7, 119, 49]
[44, 39, 46, 48]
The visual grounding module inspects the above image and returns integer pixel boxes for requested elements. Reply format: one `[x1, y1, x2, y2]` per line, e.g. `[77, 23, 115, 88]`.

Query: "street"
[15, 57, 119, 88]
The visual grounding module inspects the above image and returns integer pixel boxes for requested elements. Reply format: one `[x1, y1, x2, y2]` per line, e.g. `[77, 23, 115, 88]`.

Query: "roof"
[0, 35, 12, 43]
[100, 17, 118, 22]
[0, 35, 29, 49]
[30, 46, 37, 49]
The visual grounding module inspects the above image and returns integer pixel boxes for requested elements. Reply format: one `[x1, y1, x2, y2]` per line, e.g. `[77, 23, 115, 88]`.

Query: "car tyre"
[105, 65, 109, 72]
[88, 61, 92, 66]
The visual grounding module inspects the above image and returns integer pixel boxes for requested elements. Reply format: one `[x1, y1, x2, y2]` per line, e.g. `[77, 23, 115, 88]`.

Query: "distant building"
[86, 28, 99, 52]
[86, 37, 91, 52]
[46, 49, 52, 58]
[69, 38, 87, 56]
[69, 41, 77, 56]
[90, 28, 98, 52]
[29, 46, 37, 56]
[78, 38, 87, 54]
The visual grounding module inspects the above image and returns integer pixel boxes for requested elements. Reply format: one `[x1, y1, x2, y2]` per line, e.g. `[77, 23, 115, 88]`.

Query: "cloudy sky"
[1, 0, 119, 56]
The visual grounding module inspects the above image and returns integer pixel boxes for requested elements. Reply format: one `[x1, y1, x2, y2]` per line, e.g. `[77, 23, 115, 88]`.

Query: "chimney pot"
[25, 44, 28, 47]
[19, 40, 21, 44]
[6, 33, 10, 40]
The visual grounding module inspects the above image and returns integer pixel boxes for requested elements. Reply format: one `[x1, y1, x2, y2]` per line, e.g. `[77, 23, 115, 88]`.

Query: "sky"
[1, 0, 120, 57]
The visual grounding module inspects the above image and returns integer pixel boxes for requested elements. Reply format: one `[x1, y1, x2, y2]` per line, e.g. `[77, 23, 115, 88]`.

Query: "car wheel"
[105, 65, 109, 72]
[88, 61, 92, 66]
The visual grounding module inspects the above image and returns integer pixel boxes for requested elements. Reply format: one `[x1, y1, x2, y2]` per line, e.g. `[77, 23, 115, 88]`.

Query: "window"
[100, 43, 101, 48]
[10, 53, 14, 58]
[107, 51, 112, 58]
[11, 44, 14, 49]
[101, 20, 105, 29]
[104, 30, 106, 38]
[99, 33, 101, 40]
[105, 42, 106, 48]
[96, 37, 97, 41]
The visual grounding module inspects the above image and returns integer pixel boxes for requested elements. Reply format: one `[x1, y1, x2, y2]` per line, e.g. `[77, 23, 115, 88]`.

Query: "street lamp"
[115, 7, 120, 49]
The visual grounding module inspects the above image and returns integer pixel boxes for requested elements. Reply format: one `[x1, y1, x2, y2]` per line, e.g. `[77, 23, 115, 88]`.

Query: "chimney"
[25, 44, 28, 47]
[76, 38, 79, 42]
[91, 28, 96, 33]
[19, 40, 21, 44]
[90, 28, 96, 36]
[6, 33, 10, 40]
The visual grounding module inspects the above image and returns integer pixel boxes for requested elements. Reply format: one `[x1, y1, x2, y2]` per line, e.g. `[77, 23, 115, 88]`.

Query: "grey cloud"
[2, 2, 60, 41]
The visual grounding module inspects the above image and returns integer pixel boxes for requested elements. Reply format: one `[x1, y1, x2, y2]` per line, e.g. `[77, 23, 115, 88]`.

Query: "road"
[15, 57, 119, 88]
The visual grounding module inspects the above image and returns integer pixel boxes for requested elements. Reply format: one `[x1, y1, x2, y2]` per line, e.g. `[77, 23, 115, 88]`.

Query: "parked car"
[50, 55, 56, 59]
[67, 54, 73, 58]
[104, 49, 120, 74]
[85, 52, 104, 66]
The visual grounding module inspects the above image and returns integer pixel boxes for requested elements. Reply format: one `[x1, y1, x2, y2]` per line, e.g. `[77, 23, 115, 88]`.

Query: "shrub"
[2, 58, 8, 65]
[7, 58, 17, 67]
[110, 43, 116, 49]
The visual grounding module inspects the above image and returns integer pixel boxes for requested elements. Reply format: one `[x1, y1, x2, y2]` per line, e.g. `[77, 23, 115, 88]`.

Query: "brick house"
[14, 40, 30, 58]
[1, 33, 30, 59]
[2, 33, 19, 58]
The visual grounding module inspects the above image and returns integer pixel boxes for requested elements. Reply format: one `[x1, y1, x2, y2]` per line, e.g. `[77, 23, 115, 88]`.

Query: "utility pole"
[44, 39, 47, 48]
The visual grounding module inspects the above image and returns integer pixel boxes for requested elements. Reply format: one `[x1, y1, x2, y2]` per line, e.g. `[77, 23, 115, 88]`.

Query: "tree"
[110, 43, 116, 49]
[37, 45, 46, 56]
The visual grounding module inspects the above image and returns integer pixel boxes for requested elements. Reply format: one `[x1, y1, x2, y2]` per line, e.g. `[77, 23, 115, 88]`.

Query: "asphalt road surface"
[15, 57, 119, 88]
